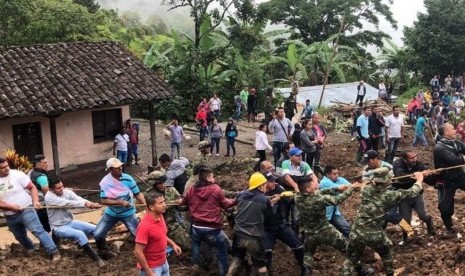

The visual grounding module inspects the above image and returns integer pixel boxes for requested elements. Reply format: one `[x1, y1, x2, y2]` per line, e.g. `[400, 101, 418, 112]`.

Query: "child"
[295, 177, 361, 275]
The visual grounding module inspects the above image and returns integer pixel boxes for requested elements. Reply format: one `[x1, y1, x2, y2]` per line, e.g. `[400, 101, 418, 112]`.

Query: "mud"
[2, 121, 465, 275]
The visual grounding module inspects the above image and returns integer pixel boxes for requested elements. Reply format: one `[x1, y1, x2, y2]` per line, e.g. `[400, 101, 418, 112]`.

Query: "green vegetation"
[1, 0, 464, 121]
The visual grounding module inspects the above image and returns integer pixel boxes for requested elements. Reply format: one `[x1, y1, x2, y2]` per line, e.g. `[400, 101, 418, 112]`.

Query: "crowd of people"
[4, 83, 465, 276]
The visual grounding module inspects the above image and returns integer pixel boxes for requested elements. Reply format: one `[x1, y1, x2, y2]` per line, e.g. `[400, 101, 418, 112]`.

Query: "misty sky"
[97, 0, 425, 47]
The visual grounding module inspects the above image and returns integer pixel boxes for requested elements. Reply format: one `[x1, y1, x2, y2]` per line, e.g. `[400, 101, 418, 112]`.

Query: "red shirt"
[135, 213, 167, 268]
[196, 110, 207, 126]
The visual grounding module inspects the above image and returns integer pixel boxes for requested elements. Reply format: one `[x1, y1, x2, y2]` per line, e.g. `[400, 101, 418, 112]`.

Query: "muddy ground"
[2, 119, 465, 275]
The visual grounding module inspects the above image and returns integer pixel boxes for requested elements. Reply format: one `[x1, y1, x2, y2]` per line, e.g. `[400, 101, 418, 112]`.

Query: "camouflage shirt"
[187, 153, 209, 177]
[162, 186, 182, 232]
[295, 187, 354, 233]
[351, 182, 421, 232]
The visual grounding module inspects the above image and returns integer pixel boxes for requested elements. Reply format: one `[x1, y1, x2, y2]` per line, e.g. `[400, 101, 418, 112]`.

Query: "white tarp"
[277, 82, 380, 107]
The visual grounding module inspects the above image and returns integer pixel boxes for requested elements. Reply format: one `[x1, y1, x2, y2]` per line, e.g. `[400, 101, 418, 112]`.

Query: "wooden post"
[46, 115, 61, 176]
[148, 101, 158, 167]
[317, 16, 346, 109]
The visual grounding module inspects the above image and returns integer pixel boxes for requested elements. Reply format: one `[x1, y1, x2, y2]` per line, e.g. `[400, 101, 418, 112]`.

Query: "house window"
[92, 109, 122, 143]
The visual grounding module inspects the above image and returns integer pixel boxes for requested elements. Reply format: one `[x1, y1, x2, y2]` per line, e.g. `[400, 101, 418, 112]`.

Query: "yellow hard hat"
[249, 172, 267, 190]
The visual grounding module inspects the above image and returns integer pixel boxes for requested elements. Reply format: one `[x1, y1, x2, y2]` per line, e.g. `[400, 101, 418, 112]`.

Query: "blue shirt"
[99, 173, 140, 217]
[319, 176, 350, 220]
[356, 115, 369, 138]
[415, 117, 426, 135]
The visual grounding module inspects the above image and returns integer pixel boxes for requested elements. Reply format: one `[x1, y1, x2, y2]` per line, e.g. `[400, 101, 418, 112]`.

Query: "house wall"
[0, 106, 130, 170]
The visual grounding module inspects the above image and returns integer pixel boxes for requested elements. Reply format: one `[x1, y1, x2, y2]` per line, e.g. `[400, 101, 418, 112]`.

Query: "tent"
[277, 82, 381, 107]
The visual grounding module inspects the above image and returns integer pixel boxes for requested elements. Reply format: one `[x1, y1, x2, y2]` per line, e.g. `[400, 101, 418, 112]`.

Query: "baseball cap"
[106, 158, 124, 171]
[289, 148, 303, 156]
[362, 150, 380, 164]
[262, 172, 278, 182]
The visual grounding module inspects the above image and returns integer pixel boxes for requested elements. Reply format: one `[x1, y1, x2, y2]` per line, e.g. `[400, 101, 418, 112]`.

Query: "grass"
[396, 85, 428, 105]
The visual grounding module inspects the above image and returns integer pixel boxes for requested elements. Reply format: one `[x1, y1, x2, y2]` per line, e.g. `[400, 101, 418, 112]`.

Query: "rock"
[111, 241, 125, 253]
[394, 266, 405, 275]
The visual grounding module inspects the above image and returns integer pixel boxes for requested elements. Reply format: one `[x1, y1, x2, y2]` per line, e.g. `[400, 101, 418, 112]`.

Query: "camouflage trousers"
[303, 224, 347, 269]
[342, 230, 393, 275]
[168, 224, 191, 251]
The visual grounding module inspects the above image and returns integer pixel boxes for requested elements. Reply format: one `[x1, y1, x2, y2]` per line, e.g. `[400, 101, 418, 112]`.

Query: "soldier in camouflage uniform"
[185, 141, 211, 196]
[343, 167, 424, 276]
[362, 150, 415, 241]
[147, 170, 191, 251]
[295, 177, 362, 275]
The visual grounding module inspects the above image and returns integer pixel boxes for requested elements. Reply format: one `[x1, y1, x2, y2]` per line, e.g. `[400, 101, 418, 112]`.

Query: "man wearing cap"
[262, 171, 306, 276]
[356, 80, 366, 107]
[147, 170, 191, 251]
[319, 165, 353, 238]
[362, 150, 415, 241]
[295, 174, 361, 276]
[182, 167, 236, 276]
[281, 148, 318, 192]
[281, 147, 318, 234]
[343, 168, 424, 276]
[228, 172, 279, 276]
[93, 158, 146, 258]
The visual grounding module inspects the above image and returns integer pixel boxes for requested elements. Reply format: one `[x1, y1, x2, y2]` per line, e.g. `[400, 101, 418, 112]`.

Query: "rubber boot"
[95, 238, 116, 260]
[82, 243, 107, 267]
[355, 265, 374, 276]
[265, 251, 273, 276]
[425, 216, 436, 236]
[398, 219, 414, 241]
[52, 232, 61, 248]
[292, 248, 306, 276]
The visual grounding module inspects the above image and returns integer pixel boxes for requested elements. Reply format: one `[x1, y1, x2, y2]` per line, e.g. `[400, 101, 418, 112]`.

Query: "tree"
[404, 0, 465, 78]
[0, 0, 98, 46]
[259, 0, 397, 50]
[72, 0, 100, 13]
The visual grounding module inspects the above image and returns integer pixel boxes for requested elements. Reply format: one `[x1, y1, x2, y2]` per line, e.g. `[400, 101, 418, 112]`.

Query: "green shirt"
[240, 90, 248, 105]
[281, 160, 313, 176]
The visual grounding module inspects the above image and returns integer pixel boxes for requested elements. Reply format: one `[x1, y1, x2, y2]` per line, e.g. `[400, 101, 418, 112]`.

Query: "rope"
[21, 202, 180, 210]
[390, 163, 465, 181]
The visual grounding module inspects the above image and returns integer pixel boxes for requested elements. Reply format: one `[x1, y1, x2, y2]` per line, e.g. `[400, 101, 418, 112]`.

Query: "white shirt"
[455, 99, 464, 108]
[114, 133, 129, 151]
[209, 98, 221, 111]
[255, 131, 272, 151]
[0, 170, 33, 216]
[385, 114, 404, 138]
[379, 83, 386, 91]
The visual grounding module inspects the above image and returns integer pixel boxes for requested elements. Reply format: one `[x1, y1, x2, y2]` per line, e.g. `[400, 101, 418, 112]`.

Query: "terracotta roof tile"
[0, 41, 175, 119]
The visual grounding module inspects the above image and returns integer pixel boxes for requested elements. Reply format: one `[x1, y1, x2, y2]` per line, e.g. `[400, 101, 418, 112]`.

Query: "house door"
[12, 122, 44, 161]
